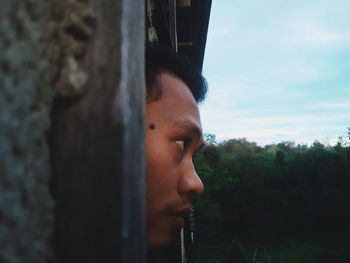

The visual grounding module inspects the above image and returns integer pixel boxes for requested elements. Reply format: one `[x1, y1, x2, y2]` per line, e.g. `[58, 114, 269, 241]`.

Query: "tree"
[204, 133, 217, 145]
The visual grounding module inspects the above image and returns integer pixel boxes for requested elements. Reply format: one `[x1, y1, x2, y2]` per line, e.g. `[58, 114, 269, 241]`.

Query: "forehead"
[146, 72, 202, 129]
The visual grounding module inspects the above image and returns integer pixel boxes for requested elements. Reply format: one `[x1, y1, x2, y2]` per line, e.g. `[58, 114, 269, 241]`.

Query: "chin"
[147, 231, 173, 248]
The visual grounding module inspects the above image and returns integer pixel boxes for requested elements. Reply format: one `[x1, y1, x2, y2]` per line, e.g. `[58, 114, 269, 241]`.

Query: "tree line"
[193, 130, 350, 263]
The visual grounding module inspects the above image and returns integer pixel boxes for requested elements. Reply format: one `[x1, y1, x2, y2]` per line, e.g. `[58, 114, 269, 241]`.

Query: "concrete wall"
[0, 0, 60, 262]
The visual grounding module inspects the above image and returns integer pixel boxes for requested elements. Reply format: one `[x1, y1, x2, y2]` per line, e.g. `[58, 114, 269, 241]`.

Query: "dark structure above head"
[146, 0, 212, 72]
[145, 46, 208, 103]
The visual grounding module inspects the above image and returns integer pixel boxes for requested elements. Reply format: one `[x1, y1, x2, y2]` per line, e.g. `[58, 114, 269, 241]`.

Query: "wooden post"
[50, 0, 146, 262]
[168, 0, 178, 51]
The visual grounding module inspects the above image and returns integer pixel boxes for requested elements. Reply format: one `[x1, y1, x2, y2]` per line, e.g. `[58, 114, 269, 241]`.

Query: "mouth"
[167, 205, 193, 229]
[169, 215, 185, 228]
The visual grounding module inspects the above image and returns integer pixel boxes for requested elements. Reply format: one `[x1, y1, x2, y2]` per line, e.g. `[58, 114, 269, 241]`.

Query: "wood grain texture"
[49, 0, 146, 262]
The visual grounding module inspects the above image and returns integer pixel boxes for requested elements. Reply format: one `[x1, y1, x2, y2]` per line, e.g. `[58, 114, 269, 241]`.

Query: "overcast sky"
[200, 0, 350, 146]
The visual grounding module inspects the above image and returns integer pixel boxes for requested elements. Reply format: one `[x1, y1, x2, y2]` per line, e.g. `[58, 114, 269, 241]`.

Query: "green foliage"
[269, 242, 318, 263]
[193, 133, 350, 262]
[196, 240, 350, 263]
[205, 133, 217, 145]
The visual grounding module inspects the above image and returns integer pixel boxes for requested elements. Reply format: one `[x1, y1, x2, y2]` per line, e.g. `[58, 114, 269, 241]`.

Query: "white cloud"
[200, 107, 350, 146]
[260, 59, 330, 84]
[207, 25, 233, 40]
[315, 102, 350, 109]
[201, 0, 350, 146]
[285, 20, 350, 48]
[207, 123, 347, 146]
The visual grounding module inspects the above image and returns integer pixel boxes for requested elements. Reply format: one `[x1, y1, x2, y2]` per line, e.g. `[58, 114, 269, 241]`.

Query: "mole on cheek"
[149, 124, 156, 130]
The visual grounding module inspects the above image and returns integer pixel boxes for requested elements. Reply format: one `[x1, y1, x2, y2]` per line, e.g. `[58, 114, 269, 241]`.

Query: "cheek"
[145, 132, 179, 173]
[146, 148, 176, 195]
[145, 134, 180, 202]
[145, 132, 185, 246]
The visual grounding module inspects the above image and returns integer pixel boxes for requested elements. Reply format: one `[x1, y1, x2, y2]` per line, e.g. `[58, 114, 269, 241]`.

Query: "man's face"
[146, 72, 205, 248]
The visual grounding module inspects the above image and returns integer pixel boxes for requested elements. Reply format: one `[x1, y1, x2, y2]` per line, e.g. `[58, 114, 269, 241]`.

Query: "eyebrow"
[171, 120, 206, 152]
[172, 121, 205, 154]
[171, 120, 203, 139]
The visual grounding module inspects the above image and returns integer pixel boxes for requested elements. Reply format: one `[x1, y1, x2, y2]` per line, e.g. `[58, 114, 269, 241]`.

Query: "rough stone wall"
[0, 1, 61, 262]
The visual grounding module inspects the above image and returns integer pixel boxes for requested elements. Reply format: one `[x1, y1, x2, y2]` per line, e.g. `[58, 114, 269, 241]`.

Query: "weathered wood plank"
[168, 0, 178, 50]
[50, 0, 145, 262]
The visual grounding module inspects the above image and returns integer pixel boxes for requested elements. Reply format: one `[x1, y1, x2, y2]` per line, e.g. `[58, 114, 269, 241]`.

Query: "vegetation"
[193, 130, 350, 263]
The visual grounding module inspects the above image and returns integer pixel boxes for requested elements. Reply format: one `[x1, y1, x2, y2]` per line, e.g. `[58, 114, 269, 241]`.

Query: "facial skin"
[146, 72, 205, 248]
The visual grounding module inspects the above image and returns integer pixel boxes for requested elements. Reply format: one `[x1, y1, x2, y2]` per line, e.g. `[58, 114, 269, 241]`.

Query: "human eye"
[175, 137, 192, 151]
[175, 139, 185, 151]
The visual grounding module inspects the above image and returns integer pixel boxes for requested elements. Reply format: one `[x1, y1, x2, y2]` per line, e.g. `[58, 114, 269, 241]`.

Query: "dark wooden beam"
[177, 0, 212, 71]
[50, 0, 146, 262]
[168, 0, 177, 50]
[177, 0, 191, 7]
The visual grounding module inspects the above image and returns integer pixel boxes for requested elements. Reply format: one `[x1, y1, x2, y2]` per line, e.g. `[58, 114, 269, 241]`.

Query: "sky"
[200, 0, 350, 146]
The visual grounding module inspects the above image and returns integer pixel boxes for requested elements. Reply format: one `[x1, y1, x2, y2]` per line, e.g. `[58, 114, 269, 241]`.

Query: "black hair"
[145, 46, 207, 103]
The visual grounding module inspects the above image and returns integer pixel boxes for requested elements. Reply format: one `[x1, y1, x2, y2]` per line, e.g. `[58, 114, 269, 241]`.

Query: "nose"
[178, 160, 204, 198]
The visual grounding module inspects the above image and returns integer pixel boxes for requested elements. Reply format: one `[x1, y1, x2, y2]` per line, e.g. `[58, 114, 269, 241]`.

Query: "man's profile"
[145, 46, 208, 250]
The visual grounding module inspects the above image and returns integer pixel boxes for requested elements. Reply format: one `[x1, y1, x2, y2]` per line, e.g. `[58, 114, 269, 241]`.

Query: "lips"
[167, 205, 193, 228]
[168, 205, 193, 217]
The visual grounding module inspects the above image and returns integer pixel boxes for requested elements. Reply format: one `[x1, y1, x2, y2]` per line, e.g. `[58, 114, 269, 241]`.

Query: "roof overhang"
[146, 0, 212, 72]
